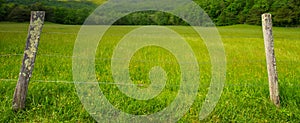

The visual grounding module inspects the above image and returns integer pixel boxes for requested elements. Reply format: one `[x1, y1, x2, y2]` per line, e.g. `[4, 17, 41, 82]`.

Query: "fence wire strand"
[0, 53, 299, 87]
[1, 78, 300, 87]
[0, 53, 299, 64]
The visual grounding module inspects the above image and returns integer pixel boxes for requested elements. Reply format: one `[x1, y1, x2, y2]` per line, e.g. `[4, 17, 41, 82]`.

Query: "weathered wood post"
[262, 13, 280, 107]
[12, 11, 45, 110]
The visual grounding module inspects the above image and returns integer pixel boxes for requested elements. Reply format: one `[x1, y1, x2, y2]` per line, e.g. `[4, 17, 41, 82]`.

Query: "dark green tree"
[7, 5, 30, 22]
[217, 0, 246, 25]
[246, 0, 271, 25]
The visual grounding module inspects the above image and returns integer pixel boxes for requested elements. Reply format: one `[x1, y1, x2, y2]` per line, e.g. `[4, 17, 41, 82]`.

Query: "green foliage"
[217, 0, 246, 25]
[7, 5, 30, 22]
[0, 0, 97, 24]
[272, 0, 300, 27]
[114, 11, 188, 25]
[0, 0, 299, 26]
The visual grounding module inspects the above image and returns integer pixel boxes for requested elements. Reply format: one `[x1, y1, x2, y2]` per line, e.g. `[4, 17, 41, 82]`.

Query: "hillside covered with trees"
[0, 0, 299, 26]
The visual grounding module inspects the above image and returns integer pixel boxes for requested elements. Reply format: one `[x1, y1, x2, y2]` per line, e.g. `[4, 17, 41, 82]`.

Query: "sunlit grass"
[0, 23, 299, 122]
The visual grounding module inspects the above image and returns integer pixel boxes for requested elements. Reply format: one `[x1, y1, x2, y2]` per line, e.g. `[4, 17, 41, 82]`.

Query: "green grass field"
[0, 22, 299, 122]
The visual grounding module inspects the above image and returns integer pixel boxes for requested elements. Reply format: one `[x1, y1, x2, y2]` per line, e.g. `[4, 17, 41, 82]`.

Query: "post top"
[262, 13, 272, 17]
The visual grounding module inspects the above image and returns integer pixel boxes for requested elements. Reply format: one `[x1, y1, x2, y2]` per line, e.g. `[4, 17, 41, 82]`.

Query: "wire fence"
[1, 78, 300, 88]
[0, 53, 299, 63]
[0, 30, 77, 34]
[0, 53, 299, 87]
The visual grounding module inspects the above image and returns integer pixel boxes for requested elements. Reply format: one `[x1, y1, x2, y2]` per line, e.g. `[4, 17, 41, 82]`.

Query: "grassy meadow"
[0, 22, 299, 122]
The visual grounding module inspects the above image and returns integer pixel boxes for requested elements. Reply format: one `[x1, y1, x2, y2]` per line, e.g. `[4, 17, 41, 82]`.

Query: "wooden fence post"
[262, 13, 280, 107]
[12, 11, 45, 110]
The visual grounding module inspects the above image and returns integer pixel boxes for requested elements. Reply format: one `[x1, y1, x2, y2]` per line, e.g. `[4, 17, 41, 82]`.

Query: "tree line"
[0, 0, 97, 24]
[197, 0, 300, 26]
[0, 0, 299, 26]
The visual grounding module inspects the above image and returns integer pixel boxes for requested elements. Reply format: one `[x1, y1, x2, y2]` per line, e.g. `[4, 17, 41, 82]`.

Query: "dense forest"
[0, 0, 299, 26]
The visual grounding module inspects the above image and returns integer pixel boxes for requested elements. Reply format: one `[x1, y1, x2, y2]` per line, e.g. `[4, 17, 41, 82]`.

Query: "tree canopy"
[0, 0, 299, 26]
